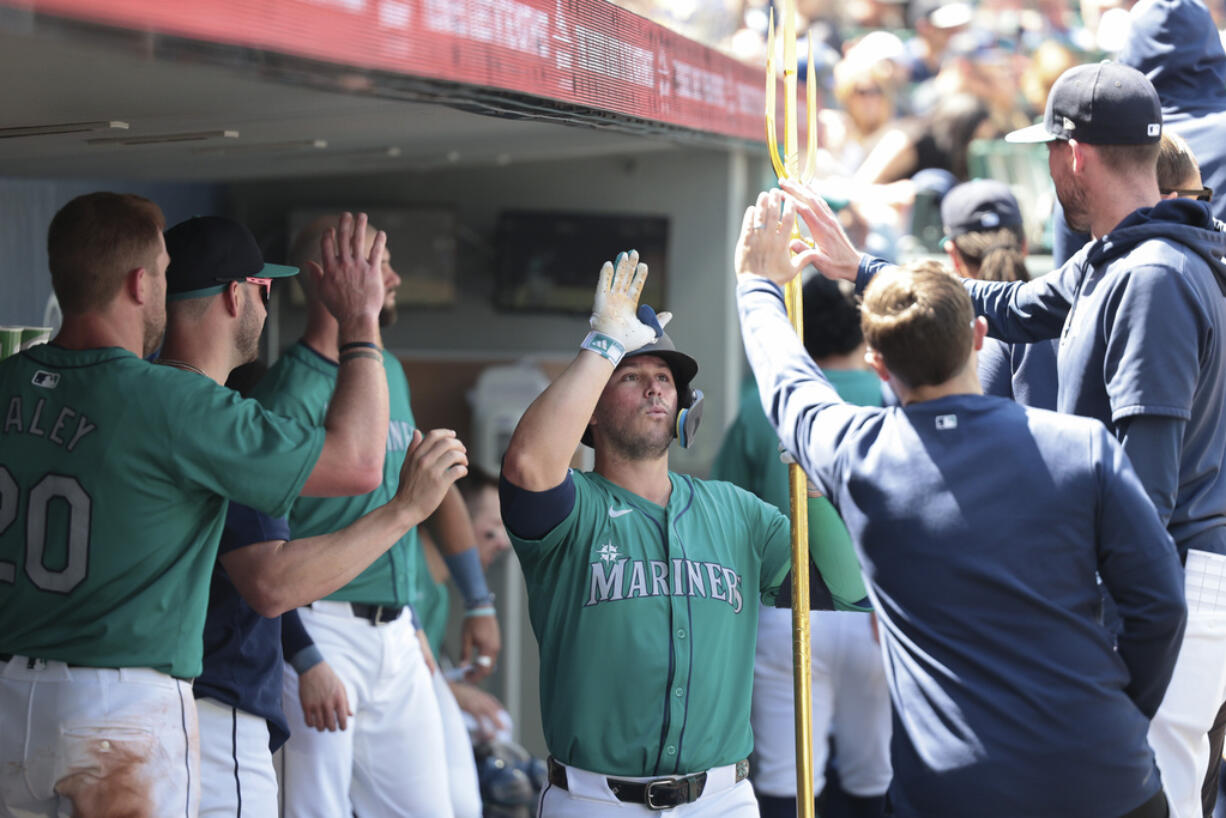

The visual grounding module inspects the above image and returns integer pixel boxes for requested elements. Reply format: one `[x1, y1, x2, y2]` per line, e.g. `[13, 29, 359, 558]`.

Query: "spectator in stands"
[900, 0, 973, 83]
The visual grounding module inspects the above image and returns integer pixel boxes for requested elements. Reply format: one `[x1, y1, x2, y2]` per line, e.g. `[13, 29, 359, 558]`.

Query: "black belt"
[349, 603, 403, 625]
[547, 757, 748, 810]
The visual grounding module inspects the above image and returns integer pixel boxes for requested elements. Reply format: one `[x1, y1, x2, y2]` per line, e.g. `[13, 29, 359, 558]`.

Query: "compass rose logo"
[595, 543, 620, 563]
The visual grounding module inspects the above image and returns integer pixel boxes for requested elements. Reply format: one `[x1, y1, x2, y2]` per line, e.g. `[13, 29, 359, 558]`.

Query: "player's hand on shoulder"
[590, 250, 669, 353]
[396, 428, 469, 520]
[299, 660, 353, 732]
[310, 211, 387, 326]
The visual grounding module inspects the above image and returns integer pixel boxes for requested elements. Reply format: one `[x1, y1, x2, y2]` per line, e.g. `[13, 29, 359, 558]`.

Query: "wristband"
[340, 341, 381, 353]
[340, 349, 382, 364]
[289, 644, 325, 675]
[444, 547, 492, 607]
[464, 606, 496, 619]
[581, 331, 625, 366]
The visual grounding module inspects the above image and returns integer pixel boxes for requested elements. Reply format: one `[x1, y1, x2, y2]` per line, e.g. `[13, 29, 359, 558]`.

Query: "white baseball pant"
[750, 606, 892, 798]
[0, 657, 199, 818]
[1149, 549, 1226, 818]
[196, 698, 278, 818]
[430, 669, 482, 818]
[538, 761, 758, 817]
[278, 601, 452, 817]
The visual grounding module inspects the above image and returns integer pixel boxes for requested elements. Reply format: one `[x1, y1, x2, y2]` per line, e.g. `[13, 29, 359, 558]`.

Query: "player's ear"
[865, 347, 890, 383]
[222, 280, 242, 317]
[944, 242, 970, 279]
[125, 266, 147, 305]
[971, 316, 988, 352]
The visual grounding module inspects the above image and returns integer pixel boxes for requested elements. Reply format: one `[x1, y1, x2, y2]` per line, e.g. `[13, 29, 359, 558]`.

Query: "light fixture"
[0, 121, 129, 139]
[191, 139, 327, 156]
[87, 130, 239, 146]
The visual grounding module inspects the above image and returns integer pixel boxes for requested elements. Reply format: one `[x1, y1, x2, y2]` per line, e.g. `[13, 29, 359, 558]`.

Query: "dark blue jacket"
[738, 276, 1186, 818]
[964, 200, 1226, 557]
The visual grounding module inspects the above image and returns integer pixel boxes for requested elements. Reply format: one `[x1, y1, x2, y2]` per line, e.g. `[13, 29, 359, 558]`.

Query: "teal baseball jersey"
[714, 370, 881, 594]
[0, 345, 324, 678]
[509, 469, 862, 778]
[253, 343, 417, 606]
[715, 371, 882, 514]
[410, 542, 450, 655]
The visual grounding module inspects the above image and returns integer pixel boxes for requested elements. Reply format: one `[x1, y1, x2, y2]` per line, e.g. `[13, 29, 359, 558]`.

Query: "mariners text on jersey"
[4, 395, 97, 452]
[586, 551, 744, 613]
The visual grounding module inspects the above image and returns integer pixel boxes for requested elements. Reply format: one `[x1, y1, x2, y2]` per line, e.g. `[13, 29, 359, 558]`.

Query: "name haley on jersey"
[585, 545, 745, 613]
[4, 395, 97, 452]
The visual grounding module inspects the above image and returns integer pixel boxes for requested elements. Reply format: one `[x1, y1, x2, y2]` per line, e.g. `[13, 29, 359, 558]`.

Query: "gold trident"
[765, 2, 818, 815]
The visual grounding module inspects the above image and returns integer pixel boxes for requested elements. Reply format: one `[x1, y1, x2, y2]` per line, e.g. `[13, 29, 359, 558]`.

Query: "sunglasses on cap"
[1160, 186, 1213, 203]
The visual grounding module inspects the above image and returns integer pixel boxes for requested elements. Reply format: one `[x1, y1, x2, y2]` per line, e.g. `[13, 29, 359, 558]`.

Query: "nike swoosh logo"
[608, 508, 634, 518]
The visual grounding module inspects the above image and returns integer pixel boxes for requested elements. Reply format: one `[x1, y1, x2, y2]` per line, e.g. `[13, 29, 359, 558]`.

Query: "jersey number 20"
[0, 466, 91, 594]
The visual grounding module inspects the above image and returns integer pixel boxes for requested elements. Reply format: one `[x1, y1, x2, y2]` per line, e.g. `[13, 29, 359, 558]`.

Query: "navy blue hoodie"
[737, 276, 1185, 818]
[1053, 0, 1226, 264]
[962, 199, 1226, 557]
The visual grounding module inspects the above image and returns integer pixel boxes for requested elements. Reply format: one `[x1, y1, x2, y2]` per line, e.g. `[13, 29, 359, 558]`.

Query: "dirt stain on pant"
[55, 735, 155, 818]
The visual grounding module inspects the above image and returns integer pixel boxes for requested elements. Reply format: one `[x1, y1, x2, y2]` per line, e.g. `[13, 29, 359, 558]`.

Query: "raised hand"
[309, 211, 387, 327]
[735, 189, 812, 288]
[779, 179, 861, 282]
[590, 250, 659, 353]
[395, 429, 469, 520]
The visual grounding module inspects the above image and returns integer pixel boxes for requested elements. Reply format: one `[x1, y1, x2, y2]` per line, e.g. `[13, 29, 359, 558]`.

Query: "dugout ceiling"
[0, 0, 783, 181]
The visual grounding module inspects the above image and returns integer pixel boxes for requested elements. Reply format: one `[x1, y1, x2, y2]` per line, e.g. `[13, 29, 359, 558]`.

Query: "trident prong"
[764, 2, 818, 817]
[765, 5, 819, 184]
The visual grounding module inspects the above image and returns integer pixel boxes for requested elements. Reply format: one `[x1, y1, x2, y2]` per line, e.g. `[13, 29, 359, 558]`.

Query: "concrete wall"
[0, 177, 222, 327]
[227, 145, 771, 476]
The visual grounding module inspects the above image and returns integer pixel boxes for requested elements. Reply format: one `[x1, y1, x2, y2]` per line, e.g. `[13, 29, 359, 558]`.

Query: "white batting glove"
[589, 250, 669, 353]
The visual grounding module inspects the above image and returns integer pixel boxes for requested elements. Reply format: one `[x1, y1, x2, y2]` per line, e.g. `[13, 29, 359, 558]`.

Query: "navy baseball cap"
[940, 179, 1023, 239]
[1005, 62, 1162, 145]
[165, 216, 298, 301]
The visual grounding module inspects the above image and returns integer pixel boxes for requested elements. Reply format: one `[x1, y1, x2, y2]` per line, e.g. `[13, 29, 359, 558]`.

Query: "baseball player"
[713, 274, 890, 818]
[253, 215, 500, 818]
[786, 61, 1226, 818]
[938, 179, 1057, 411]
[0, 194, 388, 815]
[735, 189, 1187, 817]
[153, 214, 471, 816]
[499, 251, 869, 816]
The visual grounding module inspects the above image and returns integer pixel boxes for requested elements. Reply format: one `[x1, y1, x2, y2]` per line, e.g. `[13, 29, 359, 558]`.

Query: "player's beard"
[236, 296, 263, 364]
[596, 404, 674, 461]
[142, 305, 166, 358]
[379, 303, 398, 327]
[1053, 166, 1091, 234]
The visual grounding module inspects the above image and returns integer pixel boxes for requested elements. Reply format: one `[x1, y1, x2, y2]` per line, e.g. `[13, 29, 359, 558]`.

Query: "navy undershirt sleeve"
[220, 503, 291, 554]
[280, 608, 321, 674]
[499, 471, 577, 540]
[1117, 415, 1187, 535]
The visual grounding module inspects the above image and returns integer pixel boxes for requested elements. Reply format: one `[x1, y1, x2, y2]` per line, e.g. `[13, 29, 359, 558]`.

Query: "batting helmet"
[581, 328, 704, 450]
[475, 740, 542, 818]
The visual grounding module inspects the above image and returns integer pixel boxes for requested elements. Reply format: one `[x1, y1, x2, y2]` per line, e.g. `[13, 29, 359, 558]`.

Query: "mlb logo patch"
[31, 370, 59, 389]
[935, 414, 958, 430]
[1147, 123, 1160, 137]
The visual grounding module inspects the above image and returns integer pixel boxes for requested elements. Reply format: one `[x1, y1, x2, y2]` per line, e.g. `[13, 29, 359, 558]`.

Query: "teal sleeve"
[169, 381, 325, 518]
[757, 509, 793, 605]
[807, 495, 871, 611]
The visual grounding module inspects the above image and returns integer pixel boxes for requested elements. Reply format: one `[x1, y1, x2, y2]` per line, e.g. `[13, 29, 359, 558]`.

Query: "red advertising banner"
[3, 0, 811, 145]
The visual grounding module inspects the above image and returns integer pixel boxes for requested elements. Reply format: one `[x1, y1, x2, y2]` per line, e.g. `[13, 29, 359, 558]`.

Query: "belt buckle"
[372, 605, 384, 624]
[644, 778, 677, 810]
